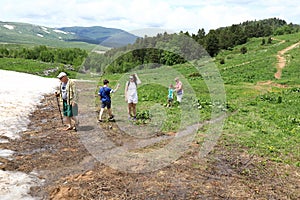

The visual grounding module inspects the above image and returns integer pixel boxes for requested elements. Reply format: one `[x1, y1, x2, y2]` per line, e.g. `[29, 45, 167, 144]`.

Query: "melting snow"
[41, 27, 50, 34]
[3, 24, 14, 30]
[53, 29, 68, 34]
[0, 149, 14, 159]
[0, 70, 59, 200]
[0, 70, 58, 139]
[0, 170, 42, 200]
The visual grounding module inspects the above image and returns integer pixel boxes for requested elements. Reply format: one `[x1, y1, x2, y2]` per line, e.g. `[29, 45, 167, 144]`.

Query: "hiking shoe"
[109, 115, 114, 120]
[64, 126, 73, 131]
[98, 119, 103, 123]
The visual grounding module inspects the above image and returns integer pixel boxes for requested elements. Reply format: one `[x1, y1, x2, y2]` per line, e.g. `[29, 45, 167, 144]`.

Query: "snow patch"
[53, 29, 68, 34]
[0, 170, 42, 200]
[0, 149, 14, 160]
[93, 50, 106, 54]
[0, 70, 58, 139]
[3, 24, 14, 30]
[0, 70, 58, 200]
[37, 33, 44, 37]
[0, 138, 9, 143]
[41, 27, 50, 34]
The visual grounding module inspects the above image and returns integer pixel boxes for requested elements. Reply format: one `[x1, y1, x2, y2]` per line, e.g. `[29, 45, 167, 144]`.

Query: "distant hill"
[0, 21, 138, 49]
[58, 26, 138, 48]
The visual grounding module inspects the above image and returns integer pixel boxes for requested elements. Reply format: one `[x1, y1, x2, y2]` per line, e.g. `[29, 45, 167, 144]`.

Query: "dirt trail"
[274, 40, 300, 79]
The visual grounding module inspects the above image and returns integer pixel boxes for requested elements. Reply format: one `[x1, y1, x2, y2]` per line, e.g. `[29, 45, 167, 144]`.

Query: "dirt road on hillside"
[1, 81, 299, 199]
[274, 40, 300, 79]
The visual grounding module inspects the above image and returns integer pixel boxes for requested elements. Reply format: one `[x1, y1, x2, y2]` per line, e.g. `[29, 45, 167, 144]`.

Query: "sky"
[1, 0, 300, 36]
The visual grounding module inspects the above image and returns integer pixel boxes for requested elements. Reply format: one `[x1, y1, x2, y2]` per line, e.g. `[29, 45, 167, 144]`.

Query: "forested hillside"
[83, 18, 300, 74]
[0, 45, 87, 68]
[189, 17, 300, 56]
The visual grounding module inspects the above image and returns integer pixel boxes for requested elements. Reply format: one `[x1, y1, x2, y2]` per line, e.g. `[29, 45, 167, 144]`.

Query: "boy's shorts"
[101, 101, 111, 109]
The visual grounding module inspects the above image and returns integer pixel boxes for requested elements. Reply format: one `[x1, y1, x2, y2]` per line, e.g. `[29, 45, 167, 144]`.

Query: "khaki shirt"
[59, 79, 78, 105]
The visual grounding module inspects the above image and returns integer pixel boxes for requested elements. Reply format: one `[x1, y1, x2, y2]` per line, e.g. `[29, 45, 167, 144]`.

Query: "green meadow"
[1, 32, 299, 167]
[95, 33, 300, 167]
[216, 33, 300, 166]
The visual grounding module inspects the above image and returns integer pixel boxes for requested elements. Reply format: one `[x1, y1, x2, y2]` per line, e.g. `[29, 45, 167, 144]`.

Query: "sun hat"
[57, 72, 67, 79]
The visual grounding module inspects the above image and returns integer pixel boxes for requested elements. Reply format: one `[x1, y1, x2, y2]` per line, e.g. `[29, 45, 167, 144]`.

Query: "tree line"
[83, 18, 300, 74]
[0, 45, 88, 67]
[188, 18, 299, 56]
[83, 32, 208, 74]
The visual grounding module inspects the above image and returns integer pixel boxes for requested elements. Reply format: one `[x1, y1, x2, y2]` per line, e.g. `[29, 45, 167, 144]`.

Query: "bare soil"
[1, 82, 299, 200]
[274, 41, 300, 79]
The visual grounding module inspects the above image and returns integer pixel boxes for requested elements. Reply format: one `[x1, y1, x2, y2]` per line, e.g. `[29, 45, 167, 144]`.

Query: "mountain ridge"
[0, 21, 138, 49]
[58, 26, 138, 47]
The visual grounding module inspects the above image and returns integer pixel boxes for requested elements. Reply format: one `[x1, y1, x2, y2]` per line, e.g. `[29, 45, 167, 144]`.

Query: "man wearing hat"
[56, 72, 79, 131]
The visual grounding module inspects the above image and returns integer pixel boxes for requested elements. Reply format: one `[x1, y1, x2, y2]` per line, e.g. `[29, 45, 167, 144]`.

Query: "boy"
[98, 79, 120, 122]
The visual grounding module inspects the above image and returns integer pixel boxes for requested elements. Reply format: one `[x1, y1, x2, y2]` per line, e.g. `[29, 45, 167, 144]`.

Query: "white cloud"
[0, 0, 299, 34]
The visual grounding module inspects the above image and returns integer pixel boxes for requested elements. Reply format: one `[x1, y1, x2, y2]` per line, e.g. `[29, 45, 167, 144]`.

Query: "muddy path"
[1, 81, 299, 199]
[274, 40, 300, 79]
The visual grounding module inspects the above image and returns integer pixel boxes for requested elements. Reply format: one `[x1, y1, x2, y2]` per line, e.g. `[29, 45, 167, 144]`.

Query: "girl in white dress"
[124, 73, 141, 120]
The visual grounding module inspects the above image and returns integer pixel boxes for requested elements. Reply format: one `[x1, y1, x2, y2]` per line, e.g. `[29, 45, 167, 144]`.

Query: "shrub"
[220, 58, 225, 64]
[240, 46, 247, 54]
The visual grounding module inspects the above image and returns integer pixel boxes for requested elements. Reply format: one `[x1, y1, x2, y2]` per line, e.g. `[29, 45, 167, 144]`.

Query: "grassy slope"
[98, 33, 300, 167]
[0, 22, 108, 51]
[0, 58, 59, 74]
[216, 33, 300, 166]
[0, 58, 78, 78]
